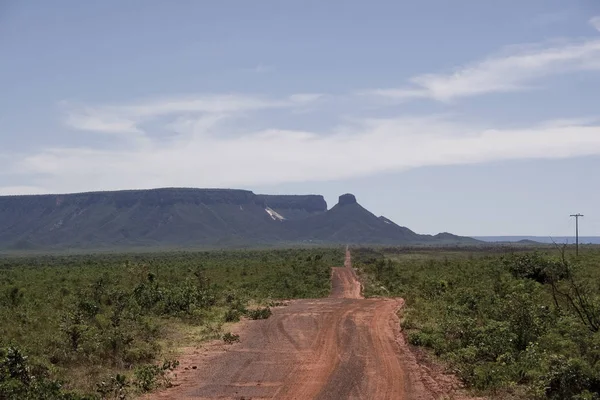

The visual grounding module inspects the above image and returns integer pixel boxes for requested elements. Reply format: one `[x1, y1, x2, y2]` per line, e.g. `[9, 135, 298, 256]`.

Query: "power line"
[570, 213, 584, 257]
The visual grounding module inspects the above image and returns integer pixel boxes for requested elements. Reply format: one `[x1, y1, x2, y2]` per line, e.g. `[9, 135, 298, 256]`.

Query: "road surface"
[148, 250, 475, 400]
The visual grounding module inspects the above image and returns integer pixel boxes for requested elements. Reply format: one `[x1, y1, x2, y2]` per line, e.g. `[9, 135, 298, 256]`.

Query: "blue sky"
[1, 0, 600, 236]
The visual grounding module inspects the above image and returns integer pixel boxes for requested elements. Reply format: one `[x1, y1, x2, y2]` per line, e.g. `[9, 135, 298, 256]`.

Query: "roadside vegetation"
[354, 245, 600, 399]
[0, 248, 342, 399]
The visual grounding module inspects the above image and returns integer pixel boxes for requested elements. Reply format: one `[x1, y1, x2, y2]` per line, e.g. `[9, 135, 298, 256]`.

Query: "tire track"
[146, 248, 481, 400]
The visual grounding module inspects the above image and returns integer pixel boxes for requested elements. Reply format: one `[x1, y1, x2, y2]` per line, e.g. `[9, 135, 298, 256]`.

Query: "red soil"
[146, 249, 483, 399]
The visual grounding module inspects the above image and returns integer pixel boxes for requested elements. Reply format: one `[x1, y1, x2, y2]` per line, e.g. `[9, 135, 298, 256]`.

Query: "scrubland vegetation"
[354, 245, 600, 399]
[0, 248, 341, 399]
[4, 243, 600, 399]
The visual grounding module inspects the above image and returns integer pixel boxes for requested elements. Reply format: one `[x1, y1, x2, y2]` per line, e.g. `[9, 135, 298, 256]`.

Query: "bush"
[541, 356, 600, 400]
[0, 346, 94, 400]
[0, 248, 343, 397]
[224, 308, 242, 322]
[96, 373, 129, 399]
[408, 331, 441, 349]
[246, 307, 272, 320]
[222, 333, 240, 344]
[3, 286, 24, 307]
[505, 253, 568, 284]
[133, 359, 179, 393]
[354, 247, 600, 398]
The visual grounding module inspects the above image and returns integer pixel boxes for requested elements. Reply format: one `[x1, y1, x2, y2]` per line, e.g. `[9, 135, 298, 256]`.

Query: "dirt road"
[149, 250, 474, 400]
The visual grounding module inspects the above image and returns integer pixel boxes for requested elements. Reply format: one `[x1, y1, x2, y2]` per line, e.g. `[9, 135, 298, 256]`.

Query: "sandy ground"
[146, 250, 482, 400]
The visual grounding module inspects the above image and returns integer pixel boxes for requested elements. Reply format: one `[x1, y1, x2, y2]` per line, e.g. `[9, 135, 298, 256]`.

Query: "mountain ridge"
[0, 188, 478, 250]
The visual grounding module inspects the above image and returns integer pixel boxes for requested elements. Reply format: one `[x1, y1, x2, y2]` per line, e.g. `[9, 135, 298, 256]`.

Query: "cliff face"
[284, 193, 422, 244]
[2, 188, 257, 208]
[0, 189, 272, 249]
[256, 194, 327, 220]
[0, 188, 477, 250]
[337, 193, 357, 206]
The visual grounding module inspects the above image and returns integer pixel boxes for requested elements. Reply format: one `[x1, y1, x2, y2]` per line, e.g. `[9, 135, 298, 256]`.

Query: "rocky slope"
[285, 194, 423, 244]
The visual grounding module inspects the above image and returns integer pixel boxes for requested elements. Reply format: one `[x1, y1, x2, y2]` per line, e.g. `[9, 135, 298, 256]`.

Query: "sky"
[1, 0, 600, 236]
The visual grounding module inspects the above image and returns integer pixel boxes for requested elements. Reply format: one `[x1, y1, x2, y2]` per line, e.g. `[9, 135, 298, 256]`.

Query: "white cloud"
[62, 93, 311, 135]
[368, 39, 600, 102]
[591, 16, 600, 32]
[8, 113, 600, 194]
[64, 108, 141, 134]
[251, 64, 275, 73]
[124, 94, 285, 116]
[239, 64, 275, 73]
[288, 93, 324, 103]
[166, 114, 229, 137]
[7, 25, 600, 196]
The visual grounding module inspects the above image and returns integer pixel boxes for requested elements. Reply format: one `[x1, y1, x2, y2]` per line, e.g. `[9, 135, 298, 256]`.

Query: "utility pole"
[570, 213, 584, 257]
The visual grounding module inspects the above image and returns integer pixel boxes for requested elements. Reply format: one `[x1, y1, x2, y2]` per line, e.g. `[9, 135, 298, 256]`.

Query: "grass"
[0, 247, 343, 399]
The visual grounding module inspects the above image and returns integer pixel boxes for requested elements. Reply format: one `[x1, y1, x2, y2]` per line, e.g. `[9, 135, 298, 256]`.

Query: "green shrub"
[222, 332, 240, 344]
[541, 356, 599, 400]
[505, 252, 568, 284]
[246, 307, 272, 320]
[0, 346, 94, 400]
[3, 286, 24, 307]
[354, 247, 600, 398]
[224, 308, 242, 322]
[96, 373, 129, 399]
[0, 248, 343, 396]
[133, 364, 161, 392]
[133, 359, 179, 393]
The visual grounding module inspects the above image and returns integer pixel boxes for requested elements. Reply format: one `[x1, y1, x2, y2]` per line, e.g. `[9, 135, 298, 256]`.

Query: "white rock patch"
[265, 207, 285, 221]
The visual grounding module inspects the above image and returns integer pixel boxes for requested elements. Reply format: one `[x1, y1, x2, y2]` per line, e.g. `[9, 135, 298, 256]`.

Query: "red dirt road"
[148, 250, 477, 400]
